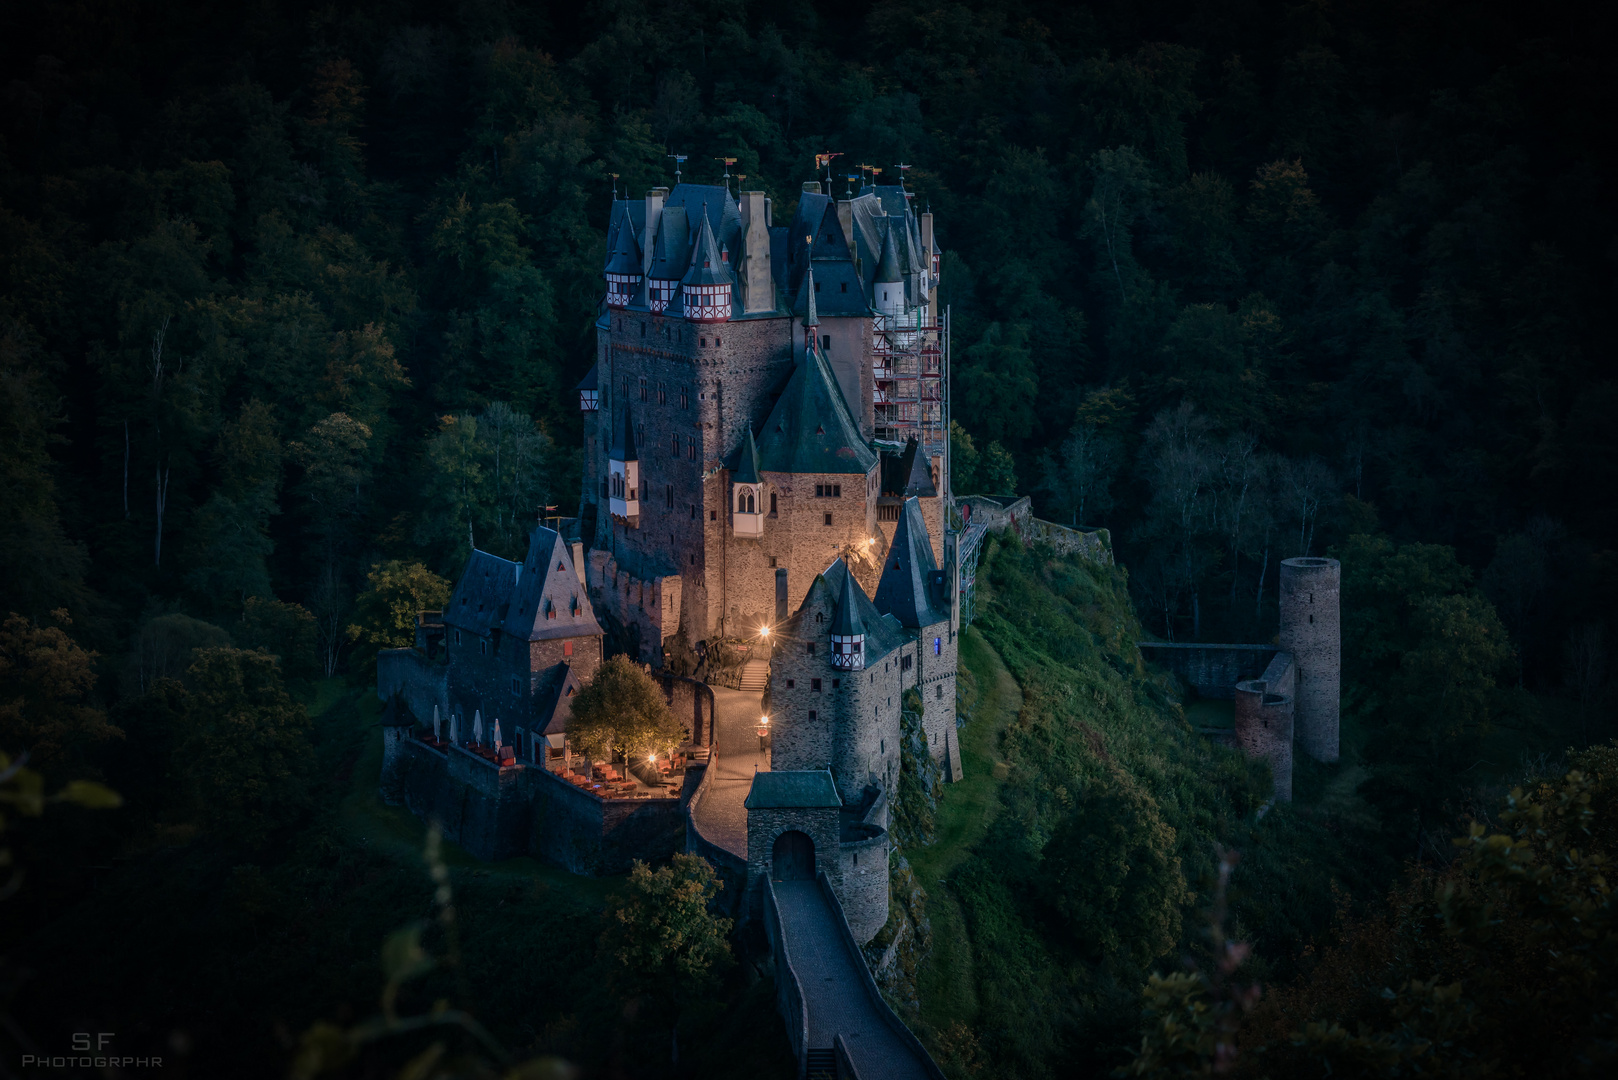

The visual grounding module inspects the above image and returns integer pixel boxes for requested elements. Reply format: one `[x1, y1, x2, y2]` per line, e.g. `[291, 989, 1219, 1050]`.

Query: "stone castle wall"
[378, 648, 449, 732]
[1234, 650, 1297, 802]
[380, 736, 684, 873]
[838, 823, 891, 944]
[1136, 643, 1279, 700]
[745, 805, 841, 918]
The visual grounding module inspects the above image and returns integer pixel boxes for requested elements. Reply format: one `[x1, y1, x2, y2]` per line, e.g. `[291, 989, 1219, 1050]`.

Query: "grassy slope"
[907, 628, 1021, 1032]
[905, 538, 1400, 1079]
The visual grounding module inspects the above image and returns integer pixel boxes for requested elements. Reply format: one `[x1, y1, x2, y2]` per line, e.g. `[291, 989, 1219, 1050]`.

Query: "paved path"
[691, 685, 768, 858]
[774, 880, 934, 1079]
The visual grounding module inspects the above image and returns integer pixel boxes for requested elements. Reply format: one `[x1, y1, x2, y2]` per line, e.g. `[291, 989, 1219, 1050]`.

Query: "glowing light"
[760, 626, 771, 638]
[648, 754, 657, 763]
[760, 715, 770, 725]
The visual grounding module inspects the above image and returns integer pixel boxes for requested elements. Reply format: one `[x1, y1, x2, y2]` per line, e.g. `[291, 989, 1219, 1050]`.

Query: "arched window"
[746, 492, 755, 513]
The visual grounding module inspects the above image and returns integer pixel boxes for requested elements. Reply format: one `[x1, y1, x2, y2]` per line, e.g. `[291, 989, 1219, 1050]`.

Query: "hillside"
[903, 536, 1398, 1078]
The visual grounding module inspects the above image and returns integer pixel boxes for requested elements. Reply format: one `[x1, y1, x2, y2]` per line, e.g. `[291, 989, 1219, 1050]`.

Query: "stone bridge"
[689, 687, 943, 1079]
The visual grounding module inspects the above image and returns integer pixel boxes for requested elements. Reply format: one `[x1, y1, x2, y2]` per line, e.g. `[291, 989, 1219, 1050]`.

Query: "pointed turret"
[874, 497, 944, 628]
[608, 407, 639, 520]
[829, 559, 867, 670]
[874, 225, 904, 315]
[682, 215, 734, 321]
[603, 202, 644, 308]
[732, 425, 765, 538]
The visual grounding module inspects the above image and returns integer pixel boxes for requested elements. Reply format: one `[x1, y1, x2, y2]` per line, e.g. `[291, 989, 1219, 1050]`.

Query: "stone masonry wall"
[745, 805, 841, 917]
[1279, 557, 1341, 764]
[377, 648, 449, 730]
[838, 825, 892, 945]
[1136, 643, 1278, 700]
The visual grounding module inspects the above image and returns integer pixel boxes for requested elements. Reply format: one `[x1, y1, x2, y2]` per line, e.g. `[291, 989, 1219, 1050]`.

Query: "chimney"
[739, 190, 773, 314]
[571, 541, 587, 586]
[802, 180, 823, 195]
[837, 199, 856, 261]
[920, 210, 935, 302]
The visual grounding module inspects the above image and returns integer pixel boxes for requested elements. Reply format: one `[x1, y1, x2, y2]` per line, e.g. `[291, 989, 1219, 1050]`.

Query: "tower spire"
[802, 263, 819, 354]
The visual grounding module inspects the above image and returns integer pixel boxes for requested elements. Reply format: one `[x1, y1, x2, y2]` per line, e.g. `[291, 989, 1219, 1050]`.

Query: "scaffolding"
[871, 309, 948, 457]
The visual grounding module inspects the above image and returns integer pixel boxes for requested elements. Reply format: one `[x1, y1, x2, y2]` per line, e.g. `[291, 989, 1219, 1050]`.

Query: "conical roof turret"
[615, 405, 638, 462]
[603, 202, 642, 275]
[830, 559, 866, 637]
[681, 214, 733, 287]
[733, 425, 761, 485]
[875, 224, 902, 284]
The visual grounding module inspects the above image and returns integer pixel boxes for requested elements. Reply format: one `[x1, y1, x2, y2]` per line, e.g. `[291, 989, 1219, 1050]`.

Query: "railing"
[764, 876, 811, 1080]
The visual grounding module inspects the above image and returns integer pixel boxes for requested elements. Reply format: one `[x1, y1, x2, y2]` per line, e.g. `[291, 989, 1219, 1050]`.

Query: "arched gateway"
[772, 830, 816, 881]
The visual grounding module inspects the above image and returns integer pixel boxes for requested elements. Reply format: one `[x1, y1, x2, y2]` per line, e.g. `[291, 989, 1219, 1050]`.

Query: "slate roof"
[801, 265, 819, 327]
[603, 201, 643, 275]
[875, 226, 902, 284]
[681, 214, 733, 286]
[755, 346, 877, 475]
[648, 205, 690, 280]
[880, 438, 937, 498]
[444, 550, 522, 636]
[611, 405, 638, 463]
[873, 498, 945, 629]
[575, 363, 597, 392]
[532, 663, 583, 736]
[502, 527, 603, 642]
[732, 425, 762, 485]
[815, 559, 908, 664]
[831, 560, 866, 637]
[744, 769, 841, 809]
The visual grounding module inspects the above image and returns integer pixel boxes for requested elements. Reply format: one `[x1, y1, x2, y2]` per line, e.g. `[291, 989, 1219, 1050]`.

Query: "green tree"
[346, 561, 452, 666]
[185, 398, 282, 608]
[597, 853, 735, 1021]
[236, 598, 320, 683]
[0, 612, 120, 772]
[566, 655, 686, 763]
[173, 647, 312, 844]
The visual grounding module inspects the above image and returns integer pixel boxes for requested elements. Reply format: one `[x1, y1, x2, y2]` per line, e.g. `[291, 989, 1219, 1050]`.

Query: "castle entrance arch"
[772, 830, 815, 881]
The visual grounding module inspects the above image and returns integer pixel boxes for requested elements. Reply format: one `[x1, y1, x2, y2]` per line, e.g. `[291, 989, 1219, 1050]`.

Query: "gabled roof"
[874, 498, 945, 629]
[900, 437, 938, 497]
[575, 363, 598, 392]
[665, 183, 742, 254]
[792, 258, 868, 318]
[533, 663, 583, 735]
[610, 406, 638, 463]
[745, 769, 841, 809]
[502, 528, 604, 642]
[802, 264, 819, 327]
[603, 201, 643, 275]
[444, 550, 521, 636]
[681, 214, 733, 287]
[814, 559, 908, 664]
[732, 425, 762, 485]
[755, 346, 877, 475]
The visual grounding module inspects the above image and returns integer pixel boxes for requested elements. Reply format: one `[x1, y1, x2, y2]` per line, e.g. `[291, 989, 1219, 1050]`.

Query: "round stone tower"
[1279, 557, 1340, 763]
[1234, 679, 1293, 801]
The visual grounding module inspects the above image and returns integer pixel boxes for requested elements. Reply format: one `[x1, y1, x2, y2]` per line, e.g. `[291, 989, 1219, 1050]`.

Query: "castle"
[380, 174, 966, 939]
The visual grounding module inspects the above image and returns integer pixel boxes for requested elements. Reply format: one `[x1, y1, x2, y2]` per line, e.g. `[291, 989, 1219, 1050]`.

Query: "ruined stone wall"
[838, 823, 891, 945]
[1235, 657, 1295, 803]
[1280, 557, 1341, 764]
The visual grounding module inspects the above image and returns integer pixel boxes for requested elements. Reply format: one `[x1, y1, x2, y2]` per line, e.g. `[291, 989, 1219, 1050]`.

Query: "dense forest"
[1, 0, 1615, 1076]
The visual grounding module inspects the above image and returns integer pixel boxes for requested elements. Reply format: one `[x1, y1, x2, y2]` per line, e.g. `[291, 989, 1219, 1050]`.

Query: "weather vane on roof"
[609, 172, 620, 201]
[845, 173, 860, 198]
[815, 152, 843, 184]
[715, 156, 737, 193]
[667, 153, 687, 184]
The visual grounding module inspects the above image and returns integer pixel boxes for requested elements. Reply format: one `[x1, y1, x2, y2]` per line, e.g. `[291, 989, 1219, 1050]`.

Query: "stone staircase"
[805, 1047, 835, 1079]
[739, 658, 770, 692]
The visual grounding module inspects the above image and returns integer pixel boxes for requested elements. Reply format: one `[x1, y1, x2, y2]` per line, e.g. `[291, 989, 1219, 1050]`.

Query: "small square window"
[690, 503, 697, 519]
[807, 643, 816, 655]
[824, 513, 832, 526]
[832, 484, 841, 497]
[768, 556, 777, 568]
[710, 510, 717, 521]
[639, 378, 647, 401]
[832, 679, 840, 689]
[512, 677, 521, 694]
[809, 710, 817, 720]
[936, 684, 943, 699]
[786, 679, 795, 689]
[811, 679, 822, 692]
[658, 382, 667, 404]
[822, 334, 831, 351]
[840, 282, 847, 293]
[934, 637, 942, 656]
